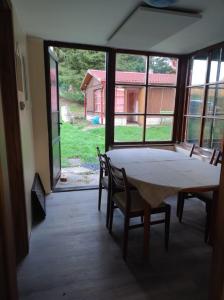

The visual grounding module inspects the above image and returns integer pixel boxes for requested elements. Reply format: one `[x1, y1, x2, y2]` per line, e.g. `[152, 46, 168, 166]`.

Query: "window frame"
[113, 51, 179, 145]
[183, 47, 224, 149]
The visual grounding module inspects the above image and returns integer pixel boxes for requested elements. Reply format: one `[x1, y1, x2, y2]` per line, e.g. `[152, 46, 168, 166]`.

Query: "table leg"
[143, 202, 150, 258]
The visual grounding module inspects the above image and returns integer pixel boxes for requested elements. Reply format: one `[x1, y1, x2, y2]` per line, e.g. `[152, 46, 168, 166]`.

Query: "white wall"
[12, 11, 36, 235]
[27, 36, 51, 193]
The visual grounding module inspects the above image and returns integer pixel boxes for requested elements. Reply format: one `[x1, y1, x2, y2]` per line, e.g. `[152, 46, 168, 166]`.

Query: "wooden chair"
[213, 150, 222, 166]
[108, 163, 171, 260]
[177, 148, 219, 242]
[96, 147, 111, 228]
[194, 150, 222, 242]
[175, 142, 195, 157]
[177, 147, 216, 220]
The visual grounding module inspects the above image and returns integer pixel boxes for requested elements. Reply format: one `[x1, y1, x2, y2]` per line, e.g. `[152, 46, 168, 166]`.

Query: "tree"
[54, 48, 105, 103]
[54, 48, 176, 103]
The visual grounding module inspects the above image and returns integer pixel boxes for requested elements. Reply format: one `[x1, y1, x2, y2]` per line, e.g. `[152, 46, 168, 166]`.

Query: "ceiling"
[12, 0, 224, 54]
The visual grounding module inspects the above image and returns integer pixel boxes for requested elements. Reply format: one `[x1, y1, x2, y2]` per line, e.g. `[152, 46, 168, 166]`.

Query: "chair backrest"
[108, 163, 131, 212]
[176, 142, 195, 157]
[213, 150, 222, 166]
[98, 153, 110, 177]
[192, 145, 216, 164]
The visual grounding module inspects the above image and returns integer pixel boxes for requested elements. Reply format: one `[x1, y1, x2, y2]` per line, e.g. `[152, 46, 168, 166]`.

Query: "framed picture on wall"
[15, 42, 28, 102]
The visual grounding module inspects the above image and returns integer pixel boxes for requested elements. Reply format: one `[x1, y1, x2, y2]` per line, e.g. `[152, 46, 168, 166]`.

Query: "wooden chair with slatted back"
[213, 150, 222, 166]
[96, 147, 111, 228]
[177, 147, 218, 242]
[175, 142, 195, 157]
[108, 163, 171, 260]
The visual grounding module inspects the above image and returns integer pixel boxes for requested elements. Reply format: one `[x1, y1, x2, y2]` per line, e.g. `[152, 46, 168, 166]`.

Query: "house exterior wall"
[147, 88, 175, 114]
[27, 37, 51, 194]
[138, 88, 146, 126]
[13, 12, 36, 235]
[86, 77, 103, 113]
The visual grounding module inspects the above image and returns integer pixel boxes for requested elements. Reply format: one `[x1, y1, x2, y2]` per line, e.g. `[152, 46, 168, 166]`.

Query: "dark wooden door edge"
[0, 3, 29, 262]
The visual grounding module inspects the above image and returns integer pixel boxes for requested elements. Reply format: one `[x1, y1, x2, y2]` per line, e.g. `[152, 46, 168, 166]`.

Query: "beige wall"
[27, 37, 51, 193]
[12, 11, 36, 235]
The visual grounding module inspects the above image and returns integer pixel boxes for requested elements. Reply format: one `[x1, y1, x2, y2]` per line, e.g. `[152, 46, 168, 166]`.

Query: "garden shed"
[81, 69, 176, 125]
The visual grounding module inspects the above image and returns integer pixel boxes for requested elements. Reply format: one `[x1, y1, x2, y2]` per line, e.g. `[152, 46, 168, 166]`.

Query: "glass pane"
[216, 84, 224, 116]
[115, 53, 147, 84]
[188, 88, 204, 115]
[185, 117, 201, 144]
[203, 119, 224, 149]
[145, 117, 173, 141]
[206, 84, 224, 116]
[147, 87, 176, 114]
[114, 86, 145, 114]
[148, 56, 178, 85]
[206, 85, 216, 115]
[50, 56, 58, 112]
[114, 116, 143, 142]
[219, 48, 224, 82]
[190, 54, 208, 85]
[209, 49, 220, 83]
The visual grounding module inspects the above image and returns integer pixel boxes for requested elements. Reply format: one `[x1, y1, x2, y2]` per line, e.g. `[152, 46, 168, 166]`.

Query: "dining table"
[107, 147, 221, 255]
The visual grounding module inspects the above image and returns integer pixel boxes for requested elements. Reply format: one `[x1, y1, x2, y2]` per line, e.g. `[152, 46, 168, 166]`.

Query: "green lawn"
[60, 123, 172, 167]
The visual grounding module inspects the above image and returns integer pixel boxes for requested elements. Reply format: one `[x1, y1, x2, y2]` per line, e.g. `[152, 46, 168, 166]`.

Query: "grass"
[61, 123, 105, 167]
[60, 122, 172, 167]
[115, 125, 172, 142]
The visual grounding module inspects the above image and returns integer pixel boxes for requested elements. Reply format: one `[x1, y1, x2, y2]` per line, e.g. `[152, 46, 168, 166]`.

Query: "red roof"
[81, 69, 177, 89]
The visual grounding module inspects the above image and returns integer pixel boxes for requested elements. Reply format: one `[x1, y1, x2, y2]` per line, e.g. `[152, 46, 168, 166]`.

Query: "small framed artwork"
[15, 43, 28, 101]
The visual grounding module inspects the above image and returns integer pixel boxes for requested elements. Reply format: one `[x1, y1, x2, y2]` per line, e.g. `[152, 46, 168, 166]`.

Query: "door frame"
[0, 0, 28, 263]
[44, 48, 61, 189]
[44, 42, 110, 191]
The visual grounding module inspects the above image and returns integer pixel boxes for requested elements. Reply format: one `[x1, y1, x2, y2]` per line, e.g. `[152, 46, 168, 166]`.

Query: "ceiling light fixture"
[144, 0, 178, 8]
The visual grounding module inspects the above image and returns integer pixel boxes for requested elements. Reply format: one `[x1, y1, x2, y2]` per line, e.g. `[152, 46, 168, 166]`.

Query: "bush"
[60, 90, 84, 104]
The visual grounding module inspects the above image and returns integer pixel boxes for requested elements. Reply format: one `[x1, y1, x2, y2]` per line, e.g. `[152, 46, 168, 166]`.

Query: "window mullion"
[199, 53, 211, 146]
[143, 56, 150, 142]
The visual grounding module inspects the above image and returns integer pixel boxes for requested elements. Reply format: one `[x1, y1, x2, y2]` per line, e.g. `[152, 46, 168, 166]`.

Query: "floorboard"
[18, 190, 211, 300]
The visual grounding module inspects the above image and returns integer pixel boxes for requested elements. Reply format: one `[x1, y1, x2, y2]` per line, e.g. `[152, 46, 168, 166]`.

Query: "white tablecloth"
[107, 148, 220, 208]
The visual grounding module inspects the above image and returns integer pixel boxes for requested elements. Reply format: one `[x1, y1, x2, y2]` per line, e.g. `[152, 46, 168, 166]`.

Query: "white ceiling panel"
[107, 6, 201, 50]
[11, 0, 224, 54]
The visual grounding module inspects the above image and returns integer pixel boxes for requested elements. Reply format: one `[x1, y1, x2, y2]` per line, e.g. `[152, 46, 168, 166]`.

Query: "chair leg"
[106, 189, 111, 228]
[165, 205, 171, 251]
[176, 193, 181, 217]
[109, 200, 114, 234]
[123, 215, 129, 260]
[98, 181, 102, 211]
[205, 201, 211, 243]
[178, 192, 185, 223]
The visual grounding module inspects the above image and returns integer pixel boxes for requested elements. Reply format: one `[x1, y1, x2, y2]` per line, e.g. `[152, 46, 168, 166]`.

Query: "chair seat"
[114, 190, 145, 213]
[101, 176, 109, 188]
[195, 191, 213, 201]
[114, 190, 167, 214]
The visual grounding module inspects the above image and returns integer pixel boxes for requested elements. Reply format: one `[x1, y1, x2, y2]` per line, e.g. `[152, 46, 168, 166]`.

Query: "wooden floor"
[18, 190, 211, 300]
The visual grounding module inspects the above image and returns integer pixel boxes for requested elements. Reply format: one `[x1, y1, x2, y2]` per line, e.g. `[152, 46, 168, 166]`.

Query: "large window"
[113, 53, 178, 143]
[184, 48, 224, 149]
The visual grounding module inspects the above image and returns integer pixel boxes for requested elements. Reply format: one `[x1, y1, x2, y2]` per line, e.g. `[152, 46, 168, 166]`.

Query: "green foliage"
[150, 56, 175, 74]
[54, 47, 105, 103]
[54, 48, 175, 104]
[116, 54, 146, 72]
